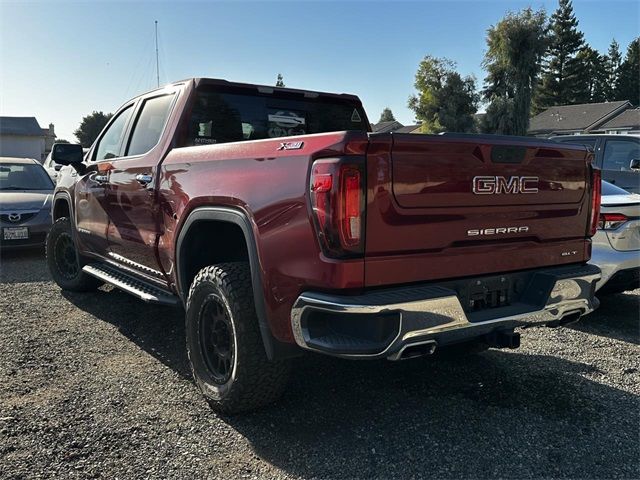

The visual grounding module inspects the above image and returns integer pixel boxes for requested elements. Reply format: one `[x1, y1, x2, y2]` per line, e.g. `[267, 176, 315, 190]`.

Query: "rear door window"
[184, 89, 368, 146]
[603, 139, 640, 172]
[126, 94, 175, 156]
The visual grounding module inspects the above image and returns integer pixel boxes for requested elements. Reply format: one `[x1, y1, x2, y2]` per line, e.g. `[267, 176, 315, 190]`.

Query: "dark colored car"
[552, 134, 640, 193]
[46, 78, 601, 413]
[0, 157, 54, 248]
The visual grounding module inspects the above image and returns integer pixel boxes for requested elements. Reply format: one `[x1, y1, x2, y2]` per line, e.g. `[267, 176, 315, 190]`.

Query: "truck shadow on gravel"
[61, 288, 191, 380]
[570, 291, 640, 345]
[61, 286, 639, 479]
[227, 352, 639, 479]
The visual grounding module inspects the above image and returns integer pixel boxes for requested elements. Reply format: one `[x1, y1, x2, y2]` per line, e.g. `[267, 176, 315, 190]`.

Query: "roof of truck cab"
[125, 78, 363, 107]
[186, 78, 362, 102]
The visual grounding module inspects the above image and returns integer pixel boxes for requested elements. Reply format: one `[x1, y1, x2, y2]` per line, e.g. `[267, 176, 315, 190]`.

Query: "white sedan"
[591, 181, 640, 293]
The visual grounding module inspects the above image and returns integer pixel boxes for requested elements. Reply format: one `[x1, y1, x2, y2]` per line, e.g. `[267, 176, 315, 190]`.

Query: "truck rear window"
[183, 88, 368, 146]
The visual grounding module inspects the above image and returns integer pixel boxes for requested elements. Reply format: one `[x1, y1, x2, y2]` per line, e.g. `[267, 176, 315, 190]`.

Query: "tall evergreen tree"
[574, 46, 608, 103]
[534, 0, 584, 111]
[482, 8, 548, 135]
[605, 39, 622, 100]
[616, 38, 640, 105]
[378, 108, 396, 122]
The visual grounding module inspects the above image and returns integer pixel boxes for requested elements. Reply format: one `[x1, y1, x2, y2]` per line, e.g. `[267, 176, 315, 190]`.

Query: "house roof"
[598, 108, 640, 130]
[528, 101, 630, 135]
[0, 117, 44, 137]
[394, 124, 422, 133]
[372, 120, 404, 133]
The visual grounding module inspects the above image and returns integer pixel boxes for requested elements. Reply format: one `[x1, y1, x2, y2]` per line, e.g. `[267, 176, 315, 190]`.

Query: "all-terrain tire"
[46, 217, 101, 292]
[185, 262, 291, 414]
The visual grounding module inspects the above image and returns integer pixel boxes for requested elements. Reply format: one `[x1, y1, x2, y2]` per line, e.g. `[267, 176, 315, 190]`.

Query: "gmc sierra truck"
[48, 78, 601, 413]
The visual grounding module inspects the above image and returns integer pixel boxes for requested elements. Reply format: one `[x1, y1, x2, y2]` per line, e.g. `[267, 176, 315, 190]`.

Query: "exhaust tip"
[392, 341, 437, 361]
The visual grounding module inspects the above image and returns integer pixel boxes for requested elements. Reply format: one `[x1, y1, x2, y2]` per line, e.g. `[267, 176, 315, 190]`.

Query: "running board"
[82, 263, 180, 306]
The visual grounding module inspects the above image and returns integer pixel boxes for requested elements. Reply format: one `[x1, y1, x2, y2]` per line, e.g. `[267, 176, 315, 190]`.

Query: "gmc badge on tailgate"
[473, 176, 539, 194]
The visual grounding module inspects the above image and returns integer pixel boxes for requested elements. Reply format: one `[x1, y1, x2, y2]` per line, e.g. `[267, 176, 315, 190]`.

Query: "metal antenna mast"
[155, 20, 160, 88]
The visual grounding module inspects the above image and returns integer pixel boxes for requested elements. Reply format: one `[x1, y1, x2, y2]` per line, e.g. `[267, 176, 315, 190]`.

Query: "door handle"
[94, 174, 108, 184]
[136, 173, 153, 186]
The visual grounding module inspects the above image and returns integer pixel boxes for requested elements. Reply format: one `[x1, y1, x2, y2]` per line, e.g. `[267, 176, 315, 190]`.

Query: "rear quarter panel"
[159, 132, 367, 342]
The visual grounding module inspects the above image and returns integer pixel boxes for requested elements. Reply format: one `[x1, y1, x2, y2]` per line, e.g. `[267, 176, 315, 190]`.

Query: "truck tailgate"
[365, 133, 593, 287]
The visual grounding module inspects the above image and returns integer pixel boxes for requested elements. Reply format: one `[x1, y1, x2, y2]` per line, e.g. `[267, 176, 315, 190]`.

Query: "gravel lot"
[1, 249, 639, 479]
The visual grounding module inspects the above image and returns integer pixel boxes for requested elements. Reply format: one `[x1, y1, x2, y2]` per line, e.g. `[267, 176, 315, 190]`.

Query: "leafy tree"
[408, 55, 478, 133]
[574, 46, 608, 103]
[378, 108, 396, 122]
[275, 74, 285, 87]
[482, 8, 548, 135]
[74, 111, 113, 147]
[605, 39, 622, 100]
[616, 37, 640, 105]
[534, 0, 584, 110]
[53, 138, 70, 144]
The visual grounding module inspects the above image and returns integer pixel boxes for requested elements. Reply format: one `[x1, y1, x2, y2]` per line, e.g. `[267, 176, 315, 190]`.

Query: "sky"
[1, 0, 639, 141]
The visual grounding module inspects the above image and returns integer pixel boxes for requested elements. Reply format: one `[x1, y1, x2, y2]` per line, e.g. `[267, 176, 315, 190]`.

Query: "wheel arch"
[52, 192, 73, 221]
[175, 206, 297, 360]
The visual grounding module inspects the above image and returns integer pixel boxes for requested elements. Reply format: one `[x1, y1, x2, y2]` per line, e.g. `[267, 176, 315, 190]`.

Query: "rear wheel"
[46, 217, 101, 292]
[185, 263, 291, 414]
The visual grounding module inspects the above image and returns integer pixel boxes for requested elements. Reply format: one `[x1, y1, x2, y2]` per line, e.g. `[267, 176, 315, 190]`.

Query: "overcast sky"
[1, 0, 638, 141]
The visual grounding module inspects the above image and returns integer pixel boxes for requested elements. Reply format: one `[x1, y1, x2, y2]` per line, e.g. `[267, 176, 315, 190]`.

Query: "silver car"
[0, 157, 54, 248]
[591, 181, 640, 293]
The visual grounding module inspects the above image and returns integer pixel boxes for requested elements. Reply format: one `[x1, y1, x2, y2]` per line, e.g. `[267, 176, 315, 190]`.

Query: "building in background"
[528, 101, 635, 137]
[42, 123, 56, 157]
[597, 108, 640, 135]
[371, 121, 422, 134]
[0, 117, 48, 161]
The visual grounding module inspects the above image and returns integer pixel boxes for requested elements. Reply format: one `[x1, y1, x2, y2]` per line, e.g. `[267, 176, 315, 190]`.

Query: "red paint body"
[55, 78, 596, 345]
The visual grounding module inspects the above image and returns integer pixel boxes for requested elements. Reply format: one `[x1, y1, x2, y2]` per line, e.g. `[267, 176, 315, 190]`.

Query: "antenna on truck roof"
[155, 20, 160, 88]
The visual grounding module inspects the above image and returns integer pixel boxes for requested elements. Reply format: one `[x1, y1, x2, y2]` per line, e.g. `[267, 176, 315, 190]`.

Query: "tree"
[574, 46, 608, 103]
[378, 108, 396, 122]
[534, 0, 584, 111]
[605, 39, 622, 100]
[275, 74, 285, 87]
[408, 55, 478, 133]
[54, 138, 70, 144]
[482, 8, 548, 135]
[74, 111, 113, 147]
[616, 37, 640, 105]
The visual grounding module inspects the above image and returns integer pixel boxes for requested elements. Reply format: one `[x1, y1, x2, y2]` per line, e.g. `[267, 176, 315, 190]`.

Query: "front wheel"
[185, 263, 291, 414]
[46, 217, 101, 292]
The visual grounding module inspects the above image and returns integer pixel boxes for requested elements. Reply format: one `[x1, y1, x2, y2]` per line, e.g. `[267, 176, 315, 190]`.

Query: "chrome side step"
[82, 263, 179, 306]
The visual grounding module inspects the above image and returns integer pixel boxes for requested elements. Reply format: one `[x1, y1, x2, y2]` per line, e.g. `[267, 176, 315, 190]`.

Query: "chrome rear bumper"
[290, 264, 600, 360]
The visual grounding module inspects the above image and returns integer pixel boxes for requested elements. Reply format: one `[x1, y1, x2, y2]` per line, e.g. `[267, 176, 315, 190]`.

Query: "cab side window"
[94, 105, 134, 161]
[126, 94, 175, 156]
[603, 139, 640, 172]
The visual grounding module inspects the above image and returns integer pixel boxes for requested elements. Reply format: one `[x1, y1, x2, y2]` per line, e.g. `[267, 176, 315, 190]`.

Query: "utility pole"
[155, 20, 160, 88]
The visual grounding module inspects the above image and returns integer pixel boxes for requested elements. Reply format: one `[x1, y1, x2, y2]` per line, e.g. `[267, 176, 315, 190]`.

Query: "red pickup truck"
[48, 78, 601, 413]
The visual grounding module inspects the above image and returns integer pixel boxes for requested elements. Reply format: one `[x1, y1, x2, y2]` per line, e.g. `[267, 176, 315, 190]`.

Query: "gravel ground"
[1, 249, 638, 479]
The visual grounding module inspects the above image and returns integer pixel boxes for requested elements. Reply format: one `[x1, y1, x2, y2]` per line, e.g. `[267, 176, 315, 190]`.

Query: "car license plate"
[3, 227, 29, 240]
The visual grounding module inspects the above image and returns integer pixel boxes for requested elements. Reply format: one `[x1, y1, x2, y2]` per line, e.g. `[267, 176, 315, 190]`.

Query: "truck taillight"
[310, 158, 365, 257]
[588, 167, 601, 237]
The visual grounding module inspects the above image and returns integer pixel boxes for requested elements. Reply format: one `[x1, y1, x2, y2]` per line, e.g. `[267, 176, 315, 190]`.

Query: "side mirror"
[54, 164, 63, 172]
[630, 159, 640, 171]
[52, 143, 84, 165]
[52, 143, 85, 174]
